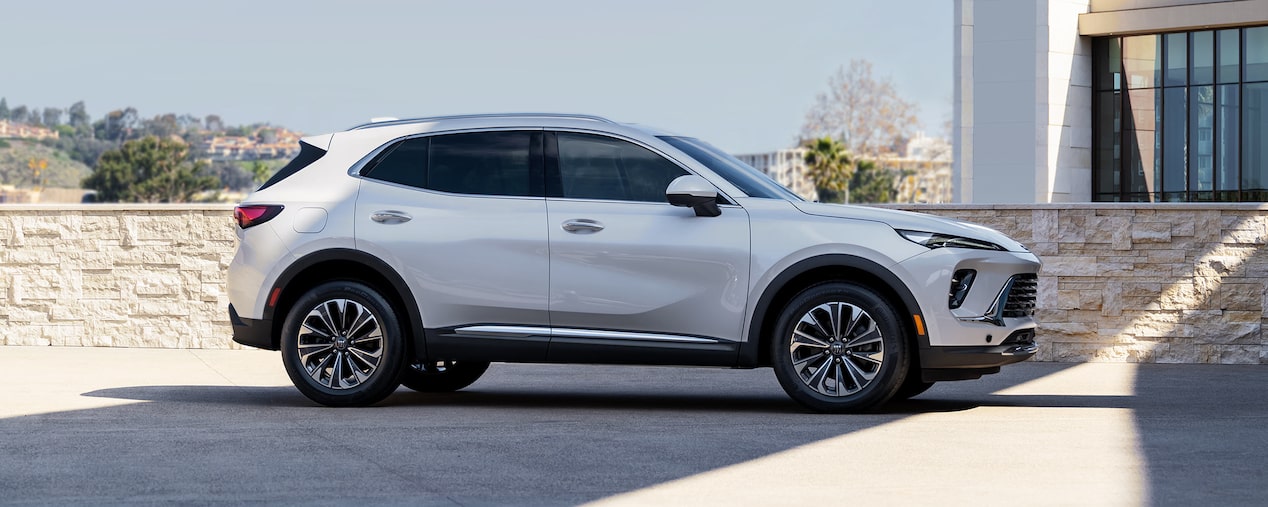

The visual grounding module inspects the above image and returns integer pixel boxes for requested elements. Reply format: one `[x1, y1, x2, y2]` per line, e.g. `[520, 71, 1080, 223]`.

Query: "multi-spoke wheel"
[281, 281, 405, 407]
[399, 360, 490, 393]
[771, 282, 908, 413]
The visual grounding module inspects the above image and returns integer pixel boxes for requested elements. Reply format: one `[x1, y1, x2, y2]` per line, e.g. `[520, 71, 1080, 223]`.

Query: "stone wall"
[886, 203, 1268, 364]
[1, 205, 238, 348]
[3, 204, 1266, 364]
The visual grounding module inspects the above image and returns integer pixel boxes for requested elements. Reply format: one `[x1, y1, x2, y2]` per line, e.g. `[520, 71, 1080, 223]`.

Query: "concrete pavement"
[1, 346, 1265, 505]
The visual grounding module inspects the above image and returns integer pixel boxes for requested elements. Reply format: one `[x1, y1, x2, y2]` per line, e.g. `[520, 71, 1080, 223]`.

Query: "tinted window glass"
[364, 137, 428, 188]
[258, 140, 325, 191]
[556, 133, 687, 202]
[428, 131, 534, 196]
[660, 136, 802, 200]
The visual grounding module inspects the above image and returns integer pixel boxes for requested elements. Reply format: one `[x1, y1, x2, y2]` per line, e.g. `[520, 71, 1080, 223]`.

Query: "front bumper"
[229, 304, 277, 350]
[918, 327, 1037, 381]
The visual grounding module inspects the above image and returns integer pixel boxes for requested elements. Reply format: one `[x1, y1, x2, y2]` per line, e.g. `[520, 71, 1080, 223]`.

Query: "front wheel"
[280, 281, 406, 407]
[400, 360, 490, 392]
[771, 282, 909, 413]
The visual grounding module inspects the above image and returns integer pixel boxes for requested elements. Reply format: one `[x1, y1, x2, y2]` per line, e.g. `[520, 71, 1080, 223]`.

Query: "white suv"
[227, 113, 1040, 412]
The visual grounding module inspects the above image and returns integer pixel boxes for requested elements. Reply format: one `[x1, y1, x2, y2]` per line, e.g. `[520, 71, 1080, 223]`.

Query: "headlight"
[897, 229, 1005, 251]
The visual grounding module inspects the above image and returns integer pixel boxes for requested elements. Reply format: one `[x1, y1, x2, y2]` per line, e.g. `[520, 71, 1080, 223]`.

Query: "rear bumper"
[229, 304, 277, 350]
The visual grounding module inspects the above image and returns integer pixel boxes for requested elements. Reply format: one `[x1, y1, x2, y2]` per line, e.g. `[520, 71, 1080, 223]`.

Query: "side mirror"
[666, 175, 721, 217]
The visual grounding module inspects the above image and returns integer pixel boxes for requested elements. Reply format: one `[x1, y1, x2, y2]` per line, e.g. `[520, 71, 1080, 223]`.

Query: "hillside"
[0, 139, 91, 188]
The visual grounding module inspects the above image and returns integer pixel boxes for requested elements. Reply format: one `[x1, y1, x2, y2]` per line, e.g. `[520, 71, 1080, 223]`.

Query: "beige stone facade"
[1, 205, 237, 348]
[2, 204, 1266, 364]
[886, 203, 1268, 364]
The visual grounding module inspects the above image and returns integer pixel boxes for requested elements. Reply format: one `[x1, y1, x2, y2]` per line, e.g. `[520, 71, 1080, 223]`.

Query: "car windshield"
[660, 136, 802, 201]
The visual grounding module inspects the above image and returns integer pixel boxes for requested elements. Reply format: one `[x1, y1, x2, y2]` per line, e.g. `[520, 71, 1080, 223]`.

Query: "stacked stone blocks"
[4, 204, 1266, 364]
[1, 205, 238, 349]
[889, 204, 1268, 364]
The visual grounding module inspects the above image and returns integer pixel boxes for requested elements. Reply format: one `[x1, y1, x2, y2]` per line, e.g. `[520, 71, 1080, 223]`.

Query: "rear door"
[544, 131, 751, 365]
[355, 130, 551, 361]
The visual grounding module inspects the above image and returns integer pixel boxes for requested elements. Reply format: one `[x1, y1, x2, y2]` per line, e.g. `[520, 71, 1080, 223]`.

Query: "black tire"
[771, 282, 909, 413]
[400, 360, 490, 393]
[893, 370, 936, 400]
[281, 281, 405, 407]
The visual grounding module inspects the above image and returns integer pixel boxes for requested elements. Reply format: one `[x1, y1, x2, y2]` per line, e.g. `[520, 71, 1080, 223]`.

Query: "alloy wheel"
[788, 301, 885, 397]
[295, 298, 385, 389]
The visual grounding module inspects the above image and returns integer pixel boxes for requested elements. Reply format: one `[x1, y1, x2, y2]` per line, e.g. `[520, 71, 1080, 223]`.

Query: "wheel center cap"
[829, 341, 846, 356]
[334, 336, 349, 351]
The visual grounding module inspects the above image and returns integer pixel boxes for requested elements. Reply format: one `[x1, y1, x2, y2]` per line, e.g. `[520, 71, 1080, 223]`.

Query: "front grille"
[1002, 274, 1038, 317]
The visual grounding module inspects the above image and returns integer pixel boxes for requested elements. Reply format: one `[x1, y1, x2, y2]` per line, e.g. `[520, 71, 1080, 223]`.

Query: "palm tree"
[803, 136, 853, 203]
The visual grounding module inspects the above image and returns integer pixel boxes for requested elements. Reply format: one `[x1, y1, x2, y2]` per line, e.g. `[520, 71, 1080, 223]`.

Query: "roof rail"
[347, 113, 617, 131]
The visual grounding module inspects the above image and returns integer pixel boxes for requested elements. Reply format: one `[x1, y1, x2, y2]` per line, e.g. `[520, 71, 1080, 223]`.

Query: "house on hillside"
[0, 120, 59, 140]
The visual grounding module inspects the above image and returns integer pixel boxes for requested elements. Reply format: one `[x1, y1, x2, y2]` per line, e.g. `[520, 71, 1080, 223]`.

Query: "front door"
[545, 132, 751, 365]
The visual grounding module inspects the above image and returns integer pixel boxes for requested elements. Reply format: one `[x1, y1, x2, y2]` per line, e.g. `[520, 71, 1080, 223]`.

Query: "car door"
[545, 131, 751, 365]
[355, 130, 551, 361]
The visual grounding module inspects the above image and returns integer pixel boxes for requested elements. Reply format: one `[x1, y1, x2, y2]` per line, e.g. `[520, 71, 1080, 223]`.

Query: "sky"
[2, 0, 952, 154]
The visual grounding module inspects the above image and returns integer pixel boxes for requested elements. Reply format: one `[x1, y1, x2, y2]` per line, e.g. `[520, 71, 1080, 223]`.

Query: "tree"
[0, 98, 8, 120]
[82, 136, 217, 202]
[245, 160, 273, 185]
[94, 107, 139, 142]
[42, 108, 62, 127]
[207, 161, 254, 190]
[11, 105, 29, 124]
[67, 101, 91, 136]
[846, 160, 898, 204]
[142, 113, 180, 138]
[204, 114, 223, 132]
[801, 59, 920, 159]
[803, 136, 853, 203]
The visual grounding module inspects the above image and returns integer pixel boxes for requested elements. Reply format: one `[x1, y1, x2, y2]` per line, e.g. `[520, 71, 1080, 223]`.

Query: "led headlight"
[897, 229, 1005, 251]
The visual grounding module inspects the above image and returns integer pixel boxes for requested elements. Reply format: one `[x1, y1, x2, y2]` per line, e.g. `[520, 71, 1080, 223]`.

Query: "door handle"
[370, 210, 412, 224]
[561, 219, 604, 233]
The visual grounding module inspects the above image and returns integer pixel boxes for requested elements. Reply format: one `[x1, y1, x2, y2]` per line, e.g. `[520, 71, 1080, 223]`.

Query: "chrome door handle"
[370, 210, 412, 224]
[561, 219, 604, 233]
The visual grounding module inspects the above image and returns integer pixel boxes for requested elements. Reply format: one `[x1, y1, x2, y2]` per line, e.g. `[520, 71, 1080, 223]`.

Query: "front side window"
[363, 131, 539, 197]
[554, 132, 687, 202]
[660, 136, 802, 200]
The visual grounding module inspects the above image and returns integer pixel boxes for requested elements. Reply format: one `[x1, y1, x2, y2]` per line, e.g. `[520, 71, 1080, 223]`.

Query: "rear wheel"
[400, 360, 490, 392]
[281, 281, 405, 407]
[771, 282, 909, 413]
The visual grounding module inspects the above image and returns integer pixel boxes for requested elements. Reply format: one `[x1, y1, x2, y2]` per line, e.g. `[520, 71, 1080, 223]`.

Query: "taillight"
[234, 205, 284, 229]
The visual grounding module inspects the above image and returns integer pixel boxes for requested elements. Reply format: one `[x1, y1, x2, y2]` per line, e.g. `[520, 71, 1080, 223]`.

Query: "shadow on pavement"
[81, 384, 996, 415]
[11, 361, 1201, 506]
[1132, 364, 1268, 506]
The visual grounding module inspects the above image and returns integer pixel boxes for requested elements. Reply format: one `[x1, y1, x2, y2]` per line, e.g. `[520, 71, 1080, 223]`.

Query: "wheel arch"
[265, 248, 425, 360]
[741, 254, 928, 368]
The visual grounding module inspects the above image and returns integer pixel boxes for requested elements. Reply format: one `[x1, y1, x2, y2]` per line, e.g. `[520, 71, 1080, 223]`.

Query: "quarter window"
[554, 132, 688, 202]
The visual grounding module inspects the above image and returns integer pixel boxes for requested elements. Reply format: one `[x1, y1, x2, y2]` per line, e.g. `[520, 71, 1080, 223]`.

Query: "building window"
[1093, 26, 1268, 201]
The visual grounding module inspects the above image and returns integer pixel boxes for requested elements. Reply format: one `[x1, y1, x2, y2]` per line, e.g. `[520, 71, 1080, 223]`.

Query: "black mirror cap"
[668, 193, 721, 217]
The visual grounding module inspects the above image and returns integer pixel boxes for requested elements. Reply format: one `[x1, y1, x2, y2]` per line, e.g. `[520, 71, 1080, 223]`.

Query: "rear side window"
[363, 131, 540, 197]
[258, 140, 326, 191]
[364, 138, 428, 188]
[429, 132, 535, 196]
[553, 132, 688, 202]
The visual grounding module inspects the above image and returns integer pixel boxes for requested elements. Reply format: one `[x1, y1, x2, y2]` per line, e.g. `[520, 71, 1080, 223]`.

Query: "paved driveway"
[1, 347, 1264, 505]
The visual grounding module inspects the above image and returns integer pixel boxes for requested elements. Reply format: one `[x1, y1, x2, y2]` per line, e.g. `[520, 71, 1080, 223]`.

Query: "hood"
[791, 202, 1029, 253]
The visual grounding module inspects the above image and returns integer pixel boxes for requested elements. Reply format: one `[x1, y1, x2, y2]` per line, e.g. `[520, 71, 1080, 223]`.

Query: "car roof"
[345, 113, 679, 138]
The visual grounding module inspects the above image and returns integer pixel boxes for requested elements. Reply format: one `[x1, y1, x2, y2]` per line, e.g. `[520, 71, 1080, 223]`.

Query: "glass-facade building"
[1093, 26, 1268, 201]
